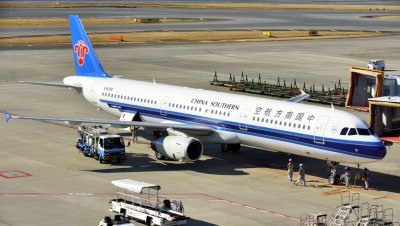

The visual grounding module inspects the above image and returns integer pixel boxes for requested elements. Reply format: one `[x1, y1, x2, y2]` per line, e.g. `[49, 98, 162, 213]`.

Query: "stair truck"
[76, 125, 126, 163]
[109, 179, 189, 226]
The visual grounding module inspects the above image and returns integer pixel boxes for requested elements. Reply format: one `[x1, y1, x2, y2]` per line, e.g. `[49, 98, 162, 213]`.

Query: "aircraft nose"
[374, 139, 387, 159]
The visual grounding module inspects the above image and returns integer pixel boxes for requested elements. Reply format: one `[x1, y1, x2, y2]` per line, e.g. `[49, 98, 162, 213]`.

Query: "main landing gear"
[221, 143, 241, 153]
[328, 161, 340, 185]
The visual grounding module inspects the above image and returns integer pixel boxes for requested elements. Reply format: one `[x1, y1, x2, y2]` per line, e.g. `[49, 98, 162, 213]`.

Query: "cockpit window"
[348, 128, 357, 136]
[340, 127, 349, 135]
[357, 128, 371, 135]
[368, 128, 375, 135]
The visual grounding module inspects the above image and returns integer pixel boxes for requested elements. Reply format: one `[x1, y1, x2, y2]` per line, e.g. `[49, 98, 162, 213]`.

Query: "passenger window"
[357, 128, 371, 135]
[340, 127, 349, 135]
[348, 128, 357, 136]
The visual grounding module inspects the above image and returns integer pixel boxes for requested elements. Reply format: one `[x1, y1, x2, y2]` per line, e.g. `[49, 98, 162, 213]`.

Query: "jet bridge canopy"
[369, 96, 400, 143]
[111, 179, 161, 194]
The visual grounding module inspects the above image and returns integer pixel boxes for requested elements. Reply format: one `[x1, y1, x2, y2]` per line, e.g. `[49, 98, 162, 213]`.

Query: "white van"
[367, 59, 385, 71]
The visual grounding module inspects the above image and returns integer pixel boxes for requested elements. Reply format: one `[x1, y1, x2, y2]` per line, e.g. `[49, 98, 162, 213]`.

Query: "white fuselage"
[64, 76, 386, 164]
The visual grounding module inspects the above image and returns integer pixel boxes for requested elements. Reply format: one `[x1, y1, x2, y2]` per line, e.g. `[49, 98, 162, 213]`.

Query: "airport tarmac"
[0, 35, 399, 225]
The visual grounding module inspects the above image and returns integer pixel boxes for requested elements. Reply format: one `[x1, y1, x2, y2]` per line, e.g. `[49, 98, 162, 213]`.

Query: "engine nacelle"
[151, 136, 203, 161]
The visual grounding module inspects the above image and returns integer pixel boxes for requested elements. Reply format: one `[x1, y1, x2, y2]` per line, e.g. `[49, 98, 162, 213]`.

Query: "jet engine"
[150, 136, 203, 161]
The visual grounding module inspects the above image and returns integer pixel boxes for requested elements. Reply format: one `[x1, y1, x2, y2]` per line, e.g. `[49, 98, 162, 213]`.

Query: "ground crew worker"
[341, 166, 351, 187]
[287, 159, 294, 181]
[294, 163, 306, 186]
[363, 168, 370, 190]
[131, 126, 138, 143]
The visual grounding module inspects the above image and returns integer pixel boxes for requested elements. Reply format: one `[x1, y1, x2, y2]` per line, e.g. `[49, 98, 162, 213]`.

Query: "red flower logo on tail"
[73, 40, 89, 66]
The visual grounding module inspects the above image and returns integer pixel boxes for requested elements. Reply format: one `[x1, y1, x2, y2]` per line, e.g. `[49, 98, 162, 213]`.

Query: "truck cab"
[97, 135, 126, 163]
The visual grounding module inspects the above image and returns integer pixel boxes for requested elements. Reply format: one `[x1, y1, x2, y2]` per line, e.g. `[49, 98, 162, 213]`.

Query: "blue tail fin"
[69, 15, 110, 78]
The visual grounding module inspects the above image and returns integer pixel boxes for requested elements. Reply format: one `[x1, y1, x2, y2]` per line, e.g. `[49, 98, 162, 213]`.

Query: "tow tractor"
[75, 125, 126, 163]
[109, 179, 189, 226]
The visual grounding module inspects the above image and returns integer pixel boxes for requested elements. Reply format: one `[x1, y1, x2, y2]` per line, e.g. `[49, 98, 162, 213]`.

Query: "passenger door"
[160, 97, 169, 116]
[314, 116, 329, 144]
[239, 108, 250, 131]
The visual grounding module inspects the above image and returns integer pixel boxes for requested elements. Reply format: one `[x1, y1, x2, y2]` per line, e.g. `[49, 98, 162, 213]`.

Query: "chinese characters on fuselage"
[254, 106, 315, 123]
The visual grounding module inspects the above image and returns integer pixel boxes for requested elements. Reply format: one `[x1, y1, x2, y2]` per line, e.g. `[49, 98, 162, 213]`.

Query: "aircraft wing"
[286, 89, 310, 103]
[4, 111, 214, 135]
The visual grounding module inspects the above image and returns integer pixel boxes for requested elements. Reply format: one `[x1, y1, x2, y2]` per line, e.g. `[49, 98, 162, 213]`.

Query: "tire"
[231, 143, 241, 152]
[146, 217, 153, 226]
[328, 175, 336, 185]
[221, 143, 241, 152]
[221, 144, 229, 152]
[155, 152, 166, 160]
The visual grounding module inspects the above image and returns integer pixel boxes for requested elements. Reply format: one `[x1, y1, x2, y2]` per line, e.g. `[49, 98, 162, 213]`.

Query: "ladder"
[329, 205, 352, 226]
[355, 217, 370, 226]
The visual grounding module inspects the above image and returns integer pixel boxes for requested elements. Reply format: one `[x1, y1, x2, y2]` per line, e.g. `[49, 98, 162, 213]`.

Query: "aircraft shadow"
[83, 143, 249, 176]
[232, 146, 400, 194]
[188, 219, 218, 226]
[84, 141, 400, 193]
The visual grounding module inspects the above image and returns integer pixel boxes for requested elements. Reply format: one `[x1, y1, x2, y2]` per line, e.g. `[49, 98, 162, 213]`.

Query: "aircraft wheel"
[231, 143, 241, 152]
[221, 143, 241, 152]
[155, 152, 166, 160]
[221, 144, 229, 152]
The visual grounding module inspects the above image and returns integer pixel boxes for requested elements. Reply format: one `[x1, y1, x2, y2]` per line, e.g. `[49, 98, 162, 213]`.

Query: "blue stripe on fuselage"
[100, 99, 386, 160]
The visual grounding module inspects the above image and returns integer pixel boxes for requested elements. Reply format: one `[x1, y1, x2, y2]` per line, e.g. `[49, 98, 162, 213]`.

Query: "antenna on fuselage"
[153, 78, 156, 84]
[331, 103, 335, 110]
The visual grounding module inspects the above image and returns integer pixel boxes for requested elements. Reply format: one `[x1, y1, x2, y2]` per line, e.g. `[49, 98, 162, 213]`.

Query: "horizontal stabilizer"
[286, 89, 310, 103]
[18, 81, 81, 88]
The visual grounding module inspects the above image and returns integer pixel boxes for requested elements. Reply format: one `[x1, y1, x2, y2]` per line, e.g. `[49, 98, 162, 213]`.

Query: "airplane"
[5, 15, 386, 172]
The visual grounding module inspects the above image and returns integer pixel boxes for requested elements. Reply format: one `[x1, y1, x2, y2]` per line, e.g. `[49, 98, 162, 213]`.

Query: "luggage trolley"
[109, 179, 189, 226]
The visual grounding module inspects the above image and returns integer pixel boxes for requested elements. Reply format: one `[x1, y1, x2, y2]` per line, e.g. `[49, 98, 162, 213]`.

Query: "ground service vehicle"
[367, 59, 385, 71]
[109, 179, 189, 226]
[76, 125, 126, 163]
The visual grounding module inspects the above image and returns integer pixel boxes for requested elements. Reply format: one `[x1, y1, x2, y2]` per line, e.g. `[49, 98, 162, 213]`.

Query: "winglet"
[4, 110, 12, 123]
